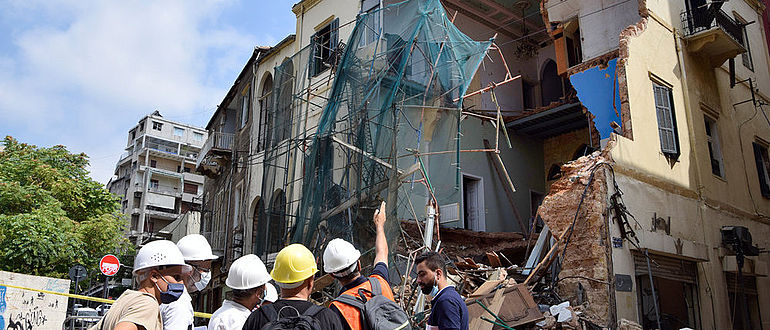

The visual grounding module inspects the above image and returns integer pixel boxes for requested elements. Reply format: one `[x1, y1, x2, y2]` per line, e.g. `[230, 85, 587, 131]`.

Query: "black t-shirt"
[241, 299, 344, 330]
[329, 262, 390, 330]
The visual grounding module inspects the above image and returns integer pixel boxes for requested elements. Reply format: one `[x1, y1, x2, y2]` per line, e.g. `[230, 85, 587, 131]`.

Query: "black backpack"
[260, 304, 324, 330]
[334, 277, 410, 330]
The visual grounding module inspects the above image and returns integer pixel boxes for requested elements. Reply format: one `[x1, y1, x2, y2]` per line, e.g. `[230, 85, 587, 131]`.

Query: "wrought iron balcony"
[681, 7, 747, 66]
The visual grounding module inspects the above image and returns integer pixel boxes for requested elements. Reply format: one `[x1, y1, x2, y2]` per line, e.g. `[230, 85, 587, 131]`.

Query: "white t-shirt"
[159, 288, 194, 330]
[207, 300, 252, 330]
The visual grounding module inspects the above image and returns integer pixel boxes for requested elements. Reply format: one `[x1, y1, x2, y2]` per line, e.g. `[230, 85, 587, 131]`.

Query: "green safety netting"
[287, 0, 492, 257]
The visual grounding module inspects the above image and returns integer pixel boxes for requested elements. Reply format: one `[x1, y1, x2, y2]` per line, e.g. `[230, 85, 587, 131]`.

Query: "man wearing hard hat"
[208, 254, 270, 330]
[91, 240, 192, 330]
[160, 234, 219, 330]
[323, 201, 401, 330]
[260, 283, 278, 307]
[242, 244, 344, 329]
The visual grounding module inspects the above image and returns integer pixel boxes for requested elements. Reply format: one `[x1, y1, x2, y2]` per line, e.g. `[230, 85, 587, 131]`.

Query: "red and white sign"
[100, 254, 120, 276]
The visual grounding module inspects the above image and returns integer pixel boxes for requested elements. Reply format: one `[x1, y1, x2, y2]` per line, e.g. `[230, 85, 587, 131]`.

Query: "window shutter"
[753, 142, 770, 198]
[331, 18, 339, 55]
[654, 84, 678, 155]
[309, 33, 317, 77]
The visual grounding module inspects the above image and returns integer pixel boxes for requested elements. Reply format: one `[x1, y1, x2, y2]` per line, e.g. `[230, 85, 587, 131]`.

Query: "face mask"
[155, 275, 185, 304]
[193, 271, 211, 291]
[421, 274, 440, 297]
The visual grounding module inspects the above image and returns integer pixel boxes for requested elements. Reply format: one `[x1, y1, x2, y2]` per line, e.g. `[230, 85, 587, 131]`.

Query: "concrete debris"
[617, 318, 643, 330]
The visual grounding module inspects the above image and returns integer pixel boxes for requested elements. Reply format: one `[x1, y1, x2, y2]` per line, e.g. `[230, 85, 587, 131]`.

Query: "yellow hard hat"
[270, 244, 318, 285]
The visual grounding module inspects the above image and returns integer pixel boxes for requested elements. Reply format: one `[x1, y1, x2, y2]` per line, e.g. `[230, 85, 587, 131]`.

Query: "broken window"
[149, 179, 159, 189]
[652, 81, 680, 157]
[152, 121, 163, 131]
[311, 18, 339, 77]
[553, 19, 582, 74]
[704, 115, 724, 177]
[150, 159, 157, 168]
[130, 129, 136, 141]
[752, 141, 770, 198]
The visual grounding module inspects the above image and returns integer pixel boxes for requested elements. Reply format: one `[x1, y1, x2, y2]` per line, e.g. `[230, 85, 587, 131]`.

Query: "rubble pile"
[383, 151, 615, 329]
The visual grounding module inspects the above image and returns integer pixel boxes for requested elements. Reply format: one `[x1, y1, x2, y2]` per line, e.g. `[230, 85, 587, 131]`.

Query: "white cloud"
[0, 0, 259, 183]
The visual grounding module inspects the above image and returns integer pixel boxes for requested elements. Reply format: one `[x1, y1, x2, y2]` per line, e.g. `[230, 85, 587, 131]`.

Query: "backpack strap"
[334, 293, 366, 310]
[261, 303, 279, 322]
[367, 277, 382, 296]
[302, 304, 326, 318]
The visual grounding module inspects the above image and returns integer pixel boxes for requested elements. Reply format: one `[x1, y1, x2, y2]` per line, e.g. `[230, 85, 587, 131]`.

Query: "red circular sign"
[100, 254, 120, 276]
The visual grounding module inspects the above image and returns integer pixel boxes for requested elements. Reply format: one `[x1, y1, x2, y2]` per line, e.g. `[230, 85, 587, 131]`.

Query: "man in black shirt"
[242, 244, 343, 329]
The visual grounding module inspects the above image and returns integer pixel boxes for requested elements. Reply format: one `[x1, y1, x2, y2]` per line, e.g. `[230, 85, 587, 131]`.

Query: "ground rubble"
[389, 150, 616, 329]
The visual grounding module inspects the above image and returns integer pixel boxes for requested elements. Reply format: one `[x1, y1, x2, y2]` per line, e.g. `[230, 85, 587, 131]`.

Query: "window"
[310, 18, 339, 77]
[553, 19, 582, 74]
[735, 14, 753, 71]
[193, 132, 204, 141]
[152, 121, 163, 131]
[149, 179, 159, 189]
[130, 129, 136, 141]
[653, 82, 680, 156]
[183, 166, 191, 173]
[359, 4, 381, 47]
[241, 87, 250, 129]
[173, 127, 184, 137]
[752, 142, 770, 198]
[258, 74, 273, 152]
[139, 121, 144, 131]
[183, 183, 198, 194]
[150, 159, 157, 168]
[704, 116, 724, 177]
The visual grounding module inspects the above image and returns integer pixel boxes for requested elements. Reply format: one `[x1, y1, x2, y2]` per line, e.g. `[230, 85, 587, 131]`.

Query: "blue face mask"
[421, 274, 440, 297]
[156, 275, 185, 304]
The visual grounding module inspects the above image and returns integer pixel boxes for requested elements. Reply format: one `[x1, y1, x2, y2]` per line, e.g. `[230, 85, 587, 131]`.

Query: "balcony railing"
[681, 8, 744, 46]
[196, 132, 234, 168]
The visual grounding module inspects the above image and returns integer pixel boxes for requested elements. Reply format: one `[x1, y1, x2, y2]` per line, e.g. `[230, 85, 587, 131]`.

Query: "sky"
[0, 0, 296, 184]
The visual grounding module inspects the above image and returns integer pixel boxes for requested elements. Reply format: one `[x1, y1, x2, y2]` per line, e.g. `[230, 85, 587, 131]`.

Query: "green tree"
[0, 136, 131, 278]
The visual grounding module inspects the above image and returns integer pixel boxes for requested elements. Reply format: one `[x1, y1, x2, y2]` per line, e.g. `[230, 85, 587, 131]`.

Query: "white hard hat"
[177, 234, 219, 261]
[133, 240, 188, 274]
[226, 254, 271, 290]
[323, 238, 361, 273]
[263, 283, 278, 303]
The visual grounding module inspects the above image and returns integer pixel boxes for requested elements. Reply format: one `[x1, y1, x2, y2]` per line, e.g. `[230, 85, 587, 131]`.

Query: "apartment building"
[531, 0, 770, 329]
[107, 111, 207, 244]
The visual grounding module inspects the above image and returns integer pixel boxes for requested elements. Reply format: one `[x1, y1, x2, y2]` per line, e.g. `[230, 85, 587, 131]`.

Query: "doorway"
[462, 174, 485, 231]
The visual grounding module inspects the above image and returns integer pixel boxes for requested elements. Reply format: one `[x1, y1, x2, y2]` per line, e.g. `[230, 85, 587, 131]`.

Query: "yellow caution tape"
[0, 283, 212, 319]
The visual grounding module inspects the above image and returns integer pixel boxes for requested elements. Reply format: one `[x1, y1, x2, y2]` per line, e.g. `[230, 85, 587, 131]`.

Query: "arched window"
[251, 198, 264, 255]
[541, 59, 564, 106]
[273, 59, 294, 146]
[547, 163, 563, 181]
[258, 74, 273, 152]
[267, 190, 286, 253]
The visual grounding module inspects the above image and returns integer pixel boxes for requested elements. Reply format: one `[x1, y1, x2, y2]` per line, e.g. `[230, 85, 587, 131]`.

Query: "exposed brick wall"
[537, 151, 613, 326]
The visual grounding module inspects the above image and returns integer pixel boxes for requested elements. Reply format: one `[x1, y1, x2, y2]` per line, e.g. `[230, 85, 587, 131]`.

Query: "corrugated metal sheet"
[633, 251, 698, 284]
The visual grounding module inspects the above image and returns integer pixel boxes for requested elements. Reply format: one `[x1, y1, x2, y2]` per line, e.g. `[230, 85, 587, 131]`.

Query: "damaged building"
[193, 0, 770, 328]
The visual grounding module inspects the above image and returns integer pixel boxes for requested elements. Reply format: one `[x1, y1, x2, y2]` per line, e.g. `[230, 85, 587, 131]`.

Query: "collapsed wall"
[536, 149, 614, 326]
